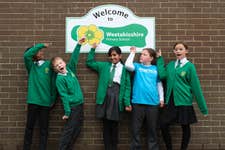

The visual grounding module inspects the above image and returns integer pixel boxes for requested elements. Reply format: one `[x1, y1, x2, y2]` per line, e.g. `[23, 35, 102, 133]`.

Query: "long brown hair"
[143, 48, 157, 65]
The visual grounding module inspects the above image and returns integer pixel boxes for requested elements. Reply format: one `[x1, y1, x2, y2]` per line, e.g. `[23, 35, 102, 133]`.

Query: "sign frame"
[66, 4, 155, 53]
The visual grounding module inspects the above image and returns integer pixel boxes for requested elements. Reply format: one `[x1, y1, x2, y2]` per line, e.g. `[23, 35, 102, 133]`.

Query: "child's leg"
[130, 104, 145, 150]
[59, 118, 74, 150]
[38, 106, 50, 150]
[180, 124, 191, 150]
[159, 99, 177, 150]
[160, 123, 172, 150]
[111, 120, 119, 150]
[103, 119, 112, 150]
[69, 105, 83, 150]
[103, 119, 119, 150]
[23, 104, 38, 150]
[146, 105, 159, 150]
[59, 104, 83, 150]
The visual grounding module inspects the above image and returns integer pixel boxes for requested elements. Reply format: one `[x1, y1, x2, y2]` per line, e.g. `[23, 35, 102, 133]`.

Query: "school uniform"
[23, 43, 57, 150]
[125, 52, 164, 150]
[86, 48, 131, 150]
[56, 44, 84, 150]
[157, 56, 208, 150]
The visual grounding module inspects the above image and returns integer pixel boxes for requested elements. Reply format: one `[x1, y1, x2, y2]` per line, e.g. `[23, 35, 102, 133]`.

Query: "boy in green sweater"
[23, 43, 57, 150]
[51, 37, 85, 150]
[156, 42, 208, 150]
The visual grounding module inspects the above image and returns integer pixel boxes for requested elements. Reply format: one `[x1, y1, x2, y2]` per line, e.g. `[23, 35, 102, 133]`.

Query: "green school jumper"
[86, 48, 131, 111]
[56, 44, 84, 116]
[24, 43, 57, 107]
[157, 56, 208, 115]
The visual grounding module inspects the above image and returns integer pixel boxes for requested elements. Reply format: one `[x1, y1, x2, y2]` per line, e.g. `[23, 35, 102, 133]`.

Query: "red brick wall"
[0, 0, 225, 149]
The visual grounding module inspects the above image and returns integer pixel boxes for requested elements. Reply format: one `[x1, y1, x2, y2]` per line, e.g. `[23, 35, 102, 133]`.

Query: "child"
[156, 42, 208, 150]
[86, 44, 132, 150]
[23, 43, 57, 150]
[125, 47, 164, 150]
[51, 38, 85, 150]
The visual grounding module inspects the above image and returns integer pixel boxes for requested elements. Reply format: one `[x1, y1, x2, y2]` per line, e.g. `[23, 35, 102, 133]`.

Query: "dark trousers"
[103, 119, 119, 150]
[59, 104, 83, 150]
[131, 104, 159, 150]
[160, 123, 191, 150]
[23, 104, 50, 150]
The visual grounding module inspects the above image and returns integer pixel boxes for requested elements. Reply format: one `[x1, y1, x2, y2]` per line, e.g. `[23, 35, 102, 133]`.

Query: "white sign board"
[66, 4, 155, 53]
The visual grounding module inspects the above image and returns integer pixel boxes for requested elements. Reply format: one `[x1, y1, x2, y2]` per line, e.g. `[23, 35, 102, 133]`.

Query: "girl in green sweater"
[156, 42, 208, 150]
[86, 44, 132, 150]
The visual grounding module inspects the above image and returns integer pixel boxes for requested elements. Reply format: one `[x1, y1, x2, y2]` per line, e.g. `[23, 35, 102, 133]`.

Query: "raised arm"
[23, 43, 49, 72]
[67, 37, 85, 74]
[156, 49, 167, 80]
[86, 43, 103, 71]
[125, 46, 136, 72]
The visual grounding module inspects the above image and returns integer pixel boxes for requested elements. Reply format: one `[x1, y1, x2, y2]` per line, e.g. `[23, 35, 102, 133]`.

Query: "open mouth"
[58, 66, 64, 72]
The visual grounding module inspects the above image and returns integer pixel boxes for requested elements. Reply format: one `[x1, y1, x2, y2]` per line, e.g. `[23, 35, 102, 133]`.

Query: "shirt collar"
[58, 70, 68, 76]
[176, 57, 188, 65]
[112, 62, 122, 68]
[35, 60, 45, 66]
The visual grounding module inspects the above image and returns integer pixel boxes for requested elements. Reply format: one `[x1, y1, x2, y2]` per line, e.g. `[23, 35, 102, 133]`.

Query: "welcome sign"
[66, 4, 155, 53]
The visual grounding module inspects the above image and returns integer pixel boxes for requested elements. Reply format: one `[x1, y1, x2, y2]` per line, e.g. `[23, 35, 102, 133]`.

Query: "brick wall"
[0, 0, 225, 149]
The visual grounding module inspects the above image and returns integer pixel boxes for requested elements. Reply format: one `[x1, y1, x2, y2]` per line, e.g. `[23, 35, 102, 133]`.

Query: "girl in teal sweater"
[156, 42, 208, 150]
[86, 44, 132, 150]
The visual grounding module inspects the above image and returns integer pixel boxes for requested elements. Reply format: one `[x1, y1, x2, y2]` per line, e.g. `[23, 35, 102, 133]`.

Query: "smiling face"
[52, 57, 67, 74]
[173, 43, 188, 60]
[108, 46, 122, 64]
[109, 50, 122, 64]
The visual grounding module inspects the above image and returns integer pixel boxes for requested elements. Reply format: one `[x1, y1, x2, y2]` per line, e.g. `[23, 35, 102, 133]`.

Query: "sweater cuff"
[202, 109, 208, 115]
[65, 110, 71, 117]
